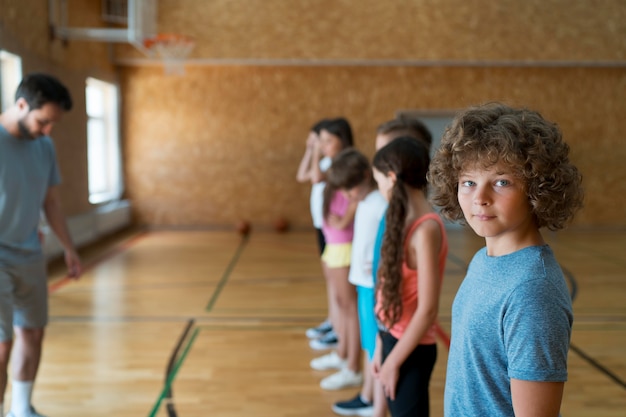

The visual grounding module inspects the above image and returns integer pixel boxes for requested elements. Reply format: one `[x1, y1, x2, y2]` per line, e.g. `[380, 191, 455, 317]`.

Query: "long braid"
[377, 178, 408, 327]
[373, 136, 430, 329]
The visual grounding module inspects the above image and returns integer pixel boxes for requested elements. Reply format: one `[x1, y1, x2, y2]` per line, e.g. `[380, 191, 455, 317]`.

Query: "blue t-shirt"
[444, 245, 573, 417]
[371, 209, 387, 284]
[0, 125, 61, 257]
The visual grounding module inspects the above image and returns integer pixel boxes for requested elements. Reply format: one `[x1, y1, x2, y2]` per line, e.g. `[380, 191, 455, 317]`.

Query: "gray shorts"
[0, 257, 49, 341]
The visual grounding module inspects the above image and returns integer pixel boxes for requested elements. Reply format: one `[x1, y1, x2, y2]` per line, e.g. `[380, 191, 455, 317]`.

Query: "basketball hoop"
[143, 33, 195, 75]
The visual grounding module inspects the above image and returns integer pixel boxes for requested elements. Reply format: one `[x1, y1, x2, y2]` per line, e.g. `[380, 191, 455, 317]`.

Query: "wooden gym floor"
[17, 227, 626, 416]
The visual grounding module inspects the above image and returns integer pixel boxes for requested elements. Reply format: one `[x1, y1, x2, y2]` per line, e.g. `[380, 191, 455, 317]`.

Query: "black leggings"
[315, 227, 326, 256]
[380, 331, 437, 417]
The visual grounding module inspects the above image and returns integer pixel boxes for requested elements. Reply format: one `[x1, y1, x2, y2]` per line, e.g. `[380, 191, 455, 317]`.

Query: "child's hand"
[306, 132, 318, 148]
[379, 360, 400, 400]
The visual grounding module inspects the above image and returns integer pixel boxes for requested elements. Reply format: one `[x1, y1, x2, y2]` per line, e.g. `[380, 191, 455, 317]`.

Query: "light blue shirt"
[444, 245, 573, 417]
[0, 125, 61, 256]
[371, 209, 387, 284]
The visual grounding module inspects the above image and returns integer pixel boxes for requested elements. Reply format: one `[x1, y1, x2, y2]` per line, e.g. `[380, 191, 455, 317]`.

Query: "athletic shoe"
[310, 351, 346, 371]
[332, 394, 374, 416]
[30, 406, 48, 417]
[320, 368, 363, 390]
[306, 319, 333, 339]
[309, 329, 338, 350]
[7, 406, 47, 417]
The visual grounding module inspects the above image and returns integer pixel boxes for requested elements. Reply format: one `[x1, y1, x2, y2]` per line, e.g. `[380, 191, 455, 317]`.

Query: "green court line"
[148, 327, 200, 417]
[205, 234, 250, 312]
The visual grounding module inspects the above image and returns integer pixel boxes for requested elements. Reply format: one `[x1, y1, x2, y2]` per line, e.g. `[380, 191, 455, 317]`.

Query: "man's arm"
[42, 185, 82, 278]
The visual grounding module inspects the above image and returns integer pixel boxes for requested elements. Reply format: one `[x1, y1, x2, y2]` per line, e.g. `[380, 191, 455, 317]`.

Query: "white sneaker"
[320, 368, 363, 390]
[7, 407, 47, 417]
[310, 351, 346, 371]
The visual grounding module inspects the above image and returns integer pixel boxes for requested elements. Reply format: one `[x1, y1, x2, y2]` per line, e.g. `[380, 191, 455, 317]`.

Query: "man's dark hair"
[15, 73, 73, 111]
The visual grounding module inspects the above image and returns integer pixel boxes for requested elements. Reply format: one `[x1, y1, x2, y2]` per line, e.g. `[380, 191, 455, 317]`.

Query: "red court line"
[48, 230, 148, 294]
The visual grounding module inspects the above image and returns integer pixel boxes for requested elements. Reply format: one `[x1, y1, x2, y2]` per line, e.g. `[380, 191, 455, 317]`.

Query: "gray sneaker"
[306, 319, 333, 339]
[309, 329, 338, 350]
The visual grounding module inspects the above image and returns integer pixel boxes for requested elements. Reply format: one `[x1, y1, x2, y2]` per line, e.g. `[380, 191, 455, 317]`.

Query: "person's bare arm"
[296, 132, 318, 183]
[511, 379, 564, 417]
[309, 139, 326, 184]
[43, 186, 82, 278]
[326, 198, 357, 230]
[378, 220, 442, 399]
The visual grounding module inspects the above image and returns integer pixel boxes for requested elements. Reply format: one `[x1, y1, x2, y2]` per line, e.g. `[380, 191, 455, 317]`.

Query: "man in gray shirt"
[0, 73, 82, 417]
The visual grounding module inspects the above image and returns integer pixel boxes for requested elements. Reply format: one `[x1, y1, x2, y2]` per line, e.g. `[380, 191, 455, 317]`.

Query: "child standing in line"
[326, 149, 388, 416]
[304, 118, 354, 351]
[310, 119, 363, 391]
[428, 103, 584, 417]
[372, 137, 448, 417]
[296, 119, 336, 343]
[330, 117, 435, 417]
[374, 115, 433, 151]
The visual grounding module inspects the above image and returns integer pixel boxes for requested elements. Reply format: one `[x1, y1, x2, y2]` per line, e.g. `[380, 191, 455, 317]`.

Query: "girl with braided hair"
[372, 137, 448, 416]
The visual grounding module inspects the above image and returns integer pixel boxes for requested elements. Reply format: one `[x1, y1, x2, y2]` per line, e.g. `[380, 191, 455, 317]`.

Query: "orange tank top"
[376, 212, 448, 343]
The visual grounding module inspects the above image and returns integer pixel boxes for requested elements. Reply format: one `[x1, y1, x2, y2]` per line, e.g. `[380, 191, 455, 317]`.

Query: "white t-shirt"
[310, 156, 332, 229]
[349, 190, 388, 288]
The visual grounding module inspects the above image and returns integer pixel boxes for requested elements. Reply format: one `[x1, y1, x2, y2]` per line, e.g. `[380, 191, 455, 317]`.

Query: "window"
[86, 78, 123, 204]
[0, 50, 22, 111]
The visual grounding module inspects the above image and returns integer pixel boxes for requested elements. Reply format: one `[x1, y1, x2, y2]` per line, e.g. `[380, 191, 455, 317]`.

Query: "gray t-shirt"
[0, 124, 61, 256]
[444, 245, 573, 417]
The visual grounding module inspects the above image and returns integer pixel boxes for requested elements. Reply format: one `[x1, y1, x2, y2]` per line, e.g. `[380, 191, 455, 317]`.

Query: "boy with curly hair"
[428, 103, 584, 417]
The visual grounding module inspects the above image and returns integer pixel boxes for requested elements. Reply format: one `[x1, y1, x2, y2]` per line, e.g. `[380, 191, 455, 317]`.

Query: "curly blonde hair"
[428, 103, 583, 231]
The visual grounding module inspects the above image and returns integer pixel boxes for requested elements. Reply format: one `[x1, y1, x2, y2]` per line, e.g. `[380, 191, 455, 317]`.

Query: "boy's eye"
[495, 179, 510, 187]
[460, 180, 475, 187]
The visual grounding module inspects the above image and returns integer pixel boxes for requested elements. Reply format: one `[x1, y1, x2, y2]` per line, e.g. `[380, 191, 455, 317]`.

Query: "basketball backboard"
[49, 0, 157, 51]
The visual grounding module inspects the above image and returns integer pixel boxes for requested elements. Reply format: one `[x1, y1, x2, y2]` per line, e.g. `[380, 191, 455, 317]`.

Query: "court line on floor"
[205, 233, 250, 311]
[147, 231, 450, 416]
[48, 230, 148, 294]
[569, 344, 626, 389]
[147, 233, 250, 416]
[148, 326, 201, 417]
[563, 267, 626, 390]
[162, 319, 196, 417]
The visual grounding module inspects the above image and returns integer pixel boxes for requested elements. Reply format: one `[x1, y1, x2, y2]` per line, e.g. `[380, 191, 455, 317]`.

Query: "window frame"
[85, 77, 123, 204]
[0, 50, 22, 112]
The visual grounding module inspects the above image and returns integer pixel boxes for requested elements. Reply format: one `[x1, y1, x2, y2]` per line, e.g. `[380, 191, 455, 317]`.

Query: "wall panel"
[116, 0, 626, 62]
[122, 65, 626, 228]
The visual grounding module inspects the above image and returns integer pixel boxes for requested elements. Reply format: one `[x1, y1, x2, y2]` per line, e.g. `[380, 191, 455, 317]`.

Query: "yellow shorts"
[321, 243, 352, 268]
